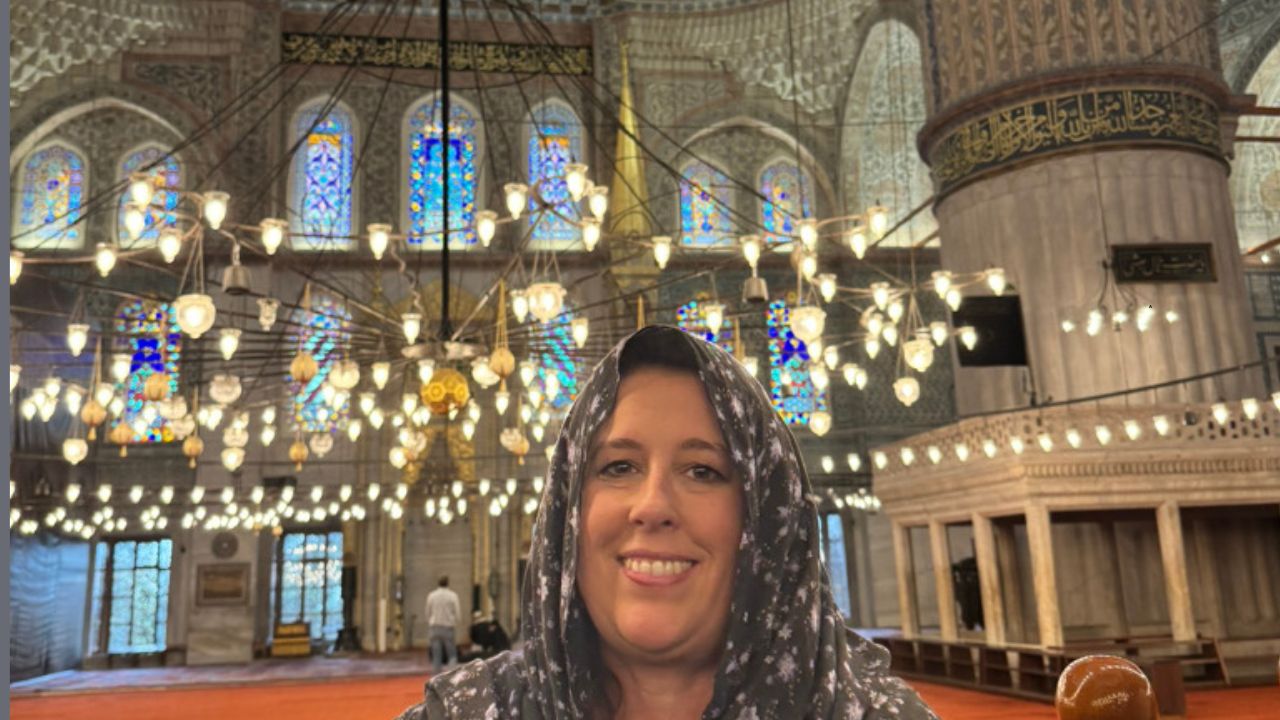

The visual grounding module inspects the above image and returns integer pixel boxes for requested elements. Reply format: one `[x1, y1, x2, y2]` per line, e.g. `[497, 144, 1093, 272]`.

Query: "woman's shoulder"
[399, 650, 528, 719]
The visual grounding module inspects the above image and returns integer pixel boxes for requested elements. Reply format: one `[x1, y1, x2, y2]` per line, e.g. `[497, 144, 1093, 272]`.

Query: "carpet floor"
[10, 673, 1280, 719]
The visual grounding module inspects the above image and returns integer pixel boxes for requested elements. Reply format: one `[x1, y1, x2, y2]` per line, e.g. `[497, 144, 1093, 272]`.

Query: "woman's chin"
[614, 609, 697, 656]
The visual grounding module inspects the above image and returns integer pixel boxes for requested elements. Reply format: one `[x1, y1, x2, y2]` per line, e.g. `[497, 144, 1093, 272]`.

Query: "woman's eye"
[688, 465, 726, 483]
[599, 460, 636, 478]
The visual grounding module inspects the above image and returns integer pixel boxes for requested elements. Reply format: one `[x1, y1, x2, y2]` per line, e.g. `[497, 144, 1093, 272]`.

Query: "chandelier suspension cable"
[440, 0, 455, 341]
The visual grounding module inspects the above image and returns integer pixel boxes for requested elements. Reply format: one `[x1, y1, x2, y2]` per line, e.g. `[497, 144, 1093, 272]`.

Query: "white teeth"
[623, 558, 693, 577]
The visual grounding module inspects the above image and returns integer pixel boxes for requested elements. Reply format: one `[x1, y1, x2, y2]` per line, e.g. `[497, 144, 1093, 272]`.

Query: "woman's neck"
[602, 649, 719, 720]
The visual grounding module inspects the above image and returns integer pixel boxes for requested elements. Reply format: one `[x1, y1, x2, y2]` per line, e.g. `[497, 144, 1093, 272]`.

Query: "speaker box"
[951, 296, 1029, 367]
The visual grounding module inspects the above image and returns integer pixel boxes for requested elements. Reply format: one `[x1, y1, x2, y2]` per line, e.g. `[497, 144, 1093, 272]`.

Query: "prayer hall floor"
[9, 655, 1280, 720]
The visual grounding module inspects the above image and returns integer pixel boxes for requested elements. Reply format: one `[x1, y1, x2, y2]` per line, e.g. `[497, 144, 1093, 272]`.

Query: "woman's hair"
[617, 326, 700, 379]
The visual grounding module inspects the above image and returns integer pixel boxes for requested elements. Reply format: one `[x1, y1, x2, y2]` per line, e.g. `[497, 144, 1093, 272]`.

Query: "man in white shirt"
[425, 575, 460, 673]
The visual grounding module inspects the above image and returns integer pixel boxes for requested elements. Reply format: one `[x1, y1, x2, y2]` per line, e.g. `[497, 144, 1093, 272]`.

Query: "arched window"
[114, 299, 182, 443]
[12, 142, 87, 250]
[535, 311, 578, 412]
[767, 299, 826, 426]
[404, 96, 481, 248]
[290, 294, 351, 433]
[675, 298, 733, 354]
[527, 101, 583, 249]
[290, 102, 357, 251]
[1232, 39, 1280, 251]
[116, 144, 182, 247]
[678, 160, 733, 248]
[843, 19, 935, 247]
[758, 159, 813, 249]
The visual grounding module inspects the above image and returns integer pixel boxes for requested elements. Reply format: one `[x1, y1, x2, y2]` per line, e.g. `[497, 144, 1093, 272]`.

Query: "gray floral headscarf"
[398, 326, 936, 719]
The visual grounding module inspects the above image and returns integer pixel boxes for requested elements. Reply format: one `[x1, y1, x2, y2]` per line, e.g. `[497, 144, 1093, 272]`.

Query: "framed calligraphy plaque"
[196, 563, 251, 606]
[1111, 244, 1216, 283]
[282, 33, 592, 75]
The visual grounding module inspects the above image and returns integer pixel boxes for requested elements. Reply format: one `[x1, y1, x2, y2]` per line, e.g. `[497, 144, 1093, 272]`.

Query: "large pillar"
[918, 0, 1261, 414]
[892, 521, 921, 638]
[1155, 502, 1198, 643]
[1025, 504, 1063, 648]
[972, 513, 1007, 646]
[928, 520, 959, 641]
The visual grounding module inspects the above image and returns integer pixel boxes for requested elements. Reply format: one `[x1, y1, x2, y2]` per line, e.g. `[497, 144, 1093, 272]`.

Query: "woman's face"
[577, 366, 743, 667]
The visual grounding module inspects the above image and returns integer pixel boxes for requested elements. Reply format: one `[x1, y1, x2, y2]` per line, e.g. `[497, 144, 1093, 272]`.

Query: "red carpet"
[9, 675, 1279, 719]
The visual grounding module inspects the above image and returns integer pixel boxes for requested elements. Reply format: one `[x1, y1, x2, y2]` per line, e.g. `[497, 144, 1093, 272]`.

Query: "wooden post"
[1156, 501, 1197, 643]
[972, 514, 1007, 646]
[1025, 504, 1063, 648]
[929, 520, 959, 641]
[892, 521, 920, 638]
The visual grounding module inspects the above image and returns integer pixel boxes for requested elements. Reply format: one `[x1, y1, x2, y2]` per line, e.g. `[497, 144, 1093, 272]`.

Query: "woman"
[398, 326, 936, 719]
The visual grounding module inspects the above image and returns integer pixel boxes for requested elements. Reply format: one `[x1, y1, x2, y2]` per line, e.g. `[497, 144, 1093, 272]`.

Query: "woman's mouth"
[618, 556, 697, 586]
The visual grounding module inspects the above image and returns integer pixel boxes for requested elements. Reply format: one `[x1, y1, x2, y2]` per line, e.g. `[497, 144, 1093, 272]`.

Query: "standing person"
[398, 326, 935, 719]
[425, 575, 460, 674]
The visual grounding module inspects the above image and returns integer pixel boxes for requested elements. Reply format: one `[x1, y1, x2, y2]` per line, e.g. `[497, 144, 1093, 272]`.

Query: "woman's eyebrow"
[587, 437, 644, 461]
[679, 438, 728, 454]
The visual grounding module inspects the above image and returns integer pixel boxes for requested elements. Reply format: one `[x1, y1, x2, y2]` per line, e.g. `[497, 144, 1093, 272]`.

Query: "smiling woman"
[397, 326, 936, 719]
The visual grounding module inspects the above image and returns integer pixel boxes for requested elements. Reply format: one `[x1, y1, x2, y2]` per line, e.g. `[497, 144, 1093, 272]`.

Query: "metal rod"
[439, 0, 453, 340]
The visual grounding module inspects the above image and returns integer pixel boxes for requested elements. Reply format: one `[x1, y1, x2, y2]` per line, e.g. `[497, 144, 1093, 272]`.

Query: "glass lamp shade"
[63, 438, 89, 466]
[740, 235, 761, 269]
[527, 282, 566, 324]
[581, 218, 601, 251]
[417, 358, 435, 384]
[371, 361, 391, 389]
[221, 447, 246, 473]
[94, 243, 118, 277]
[810, 364, 830, 391]
[124, 205, 147, 240]
[203, 191, 230, 229]
[209, 373, 243, 405]
[867, 205, 890, 237]
[797, 219, 819, 251]
[519, 360, 538, 387]
[986, 267, 1007, 296]
[870, 282, 891, 311]
[703, 303, 725, 335]
[367, 223, 392, 259]
[260, 218, 287, 255]
[789, 305, 826, 345]
[110, 353, 132, 383]
[588, 186, 609, 221]
[931, 270, 953, 299]
[504, 183, 529, 219]
[218, 328, 241, 361]
[930, 321, 949, 347]
[175, 294, 217, 338]
[10, 251, 24, 285]
[846, 220, 868, 259]
[309, 433, 334, 458]
[401, 313, 422, 344]
[809, 411, 832, 437]
[158, 228, 182, 263]
[474, 211, 497, 248]
[494, 389, 510, 415]
[129, 172, 155, 207]
[817, 273, 837, 303]
[904, 333, 935, 373]
[329, 359, 360, 390]
[958, 326, 978, 350]
[223, 425, 249, 449]
[565, 163, 589, 201]
[66, 323, 90, 357]
[571, 317, 589, 349]
[652, 236, 672, 269]
[256, 297, 279, 331]
[470, 357, 500, 388]
[510, 289, 530, 323]
[893, 376, 921, 407]
[742, 357, 759, 377]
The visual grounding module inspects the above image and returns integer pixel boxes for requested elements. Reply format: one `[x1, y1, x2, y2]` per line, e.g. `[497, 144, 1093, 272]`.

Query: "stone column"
[1155, 501, 1198, 643]
[972, 513, 1007, 646]
[928, 520, 959, 641]
[918, 0, 1262, 414]
[892, 521, 921, 638]
[1025, 504, 1063, 648]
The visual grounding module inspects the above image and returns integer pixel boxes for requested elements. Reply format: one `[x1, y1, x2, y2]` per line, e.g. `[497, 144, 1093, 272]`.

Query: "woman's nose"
[627, 466, 678, 529]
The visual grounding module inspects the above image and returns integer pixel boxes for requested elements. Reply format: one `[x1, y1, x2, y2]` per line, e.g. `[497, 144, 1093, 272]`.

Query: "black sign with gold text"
[281, 32, 593, 75]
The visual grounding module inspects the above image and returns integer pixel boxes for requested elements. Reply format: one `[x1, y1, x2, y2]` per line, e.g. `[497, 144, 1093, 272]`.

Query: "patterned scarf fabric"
[399, 326, 936, 719]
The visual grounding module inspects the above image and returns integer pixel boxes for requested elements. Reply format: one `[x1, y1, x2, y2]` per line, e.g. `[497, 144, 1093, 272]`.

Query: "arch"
[841, 17, 936, 248]
[288, 97, 360, 252]
[401, 93, 485, 249]
[115, 142, 183, 248]
[1233, 36, 1280, 252]
[757, 156, 815, 249]
[525, 99, 584, 250]
[113, 298, 182, 444]
[12, 140, 89, 251]
[11, 94, 190, 175]
[676, 157, 735, 249]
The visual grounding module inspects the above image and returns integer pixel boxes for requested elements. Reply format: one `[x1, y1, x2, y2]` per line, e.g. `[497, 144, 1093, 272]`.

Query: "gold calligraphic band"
[281, 32, 593, 75]
[925, 86, 1224, 199]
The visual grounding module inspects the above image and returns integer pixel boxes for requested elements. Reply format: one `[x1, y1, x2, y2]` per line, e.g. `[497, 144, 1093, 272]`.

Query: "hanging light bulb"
[797, 219, 818, 251]
[64, 384, 84, 415]
[1135, 305, 1156, 332]
[417, 358, 435, 384]
[1123, 419, 1143, 441]
[798, 250, 818, 280]
[564, 163, 589, 201]
[494, 389, 510, 415]
[110, 353, 132, 383]
[260, 424, 276, 447]
[545, 373, 561, 402]
[652, 236, 672, 269]
[742, 356, 759, 378]
[816, 273, 837, 303]
[789, 306, 826, 345]
[841, 363, 859, 387]
[954, 443, 971, 462]
[587, 185, 609, 221]
[1061, 319, 1076, 333]
[579, 217, 602, 252]
[10, 250, 24, 285]
[218, 328, 241, 361]
[151, 227, 182, 265]
[124, 204, 147, 240]
[870, 282, 890, 311]
[882, 324, 899, 347]
[904, 332, 935, 372]
[864, 337, 881, 359]
[570, 317, 590, 349]
[128, 172, 155, 208]
[347, 419, 362, 442]
[846, 219, 868, 259]
[822, 345, 839, 371]
[929, 321, 948, 347]
[519, 360, 538, 387]
[893, 376, 921, 407]
[1241, 397, 1260, 421]
[1094, 425, 1113, 446]
[958, 326, 978, 350]
[97, 483, 112, 503]
[505, 183, 528, 219]
[1152, 415, 1171, 437]
[808, 411, 832, 437]
[1165, 309, 1180, 324]
[202, 191, 229, 229]
[520, 403, 534, 424]
[174, 294, 217, 338]
[401, 392, 418, 416]
[867, 205, 890, 237]
[698, 303, 724, 336]
[810, 364, 830, 391]
[887, 299, 904, 324]
[94, 243, 118, 277]
[402, 312, 422, 344]
[1211, 402, 1230, 426]
[252, 218, 284, 255]
[1085, 309, 1105, 337]
[930, 270, 952, 299]
[63, 438, 89, 466]
[365, 360, 389, 391]
[465, 210, 496, 249]
[65, 323, 90, 357]
[986, 267, 1007, 296]
[945, 288, 963, 312]
[1271, 391, 1280, 412]
[740, 235, 761, 269]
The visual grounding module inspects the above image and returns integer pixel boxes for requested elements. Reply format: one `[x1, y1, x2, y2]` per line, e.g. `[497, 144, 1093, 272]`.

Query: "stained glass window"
[116, 145, 181, 247]
[405, 97, 480, 248]
[275, 531, 343, 642]
[823, 513, 853, 619]
[12, 143, 87, 250]
[767, 299, 827, 425]
[114, 300, 181, 443]
[291, 103, 356, 251]
[759, 160, 813, 249]
[290, 294, 351, 434]
[93, 538, 172, 654]
[528, 102, 582, 249]
[536, 312, 578, 411]
[675, 299, 733, 354]
[679, 161, 733, 248]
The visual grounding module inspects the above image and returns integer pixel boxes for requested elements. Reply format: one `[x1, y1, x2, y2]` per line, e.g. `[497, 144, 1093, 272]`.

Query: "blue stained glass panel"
[13, 144, 86, 249]
[759, 161, 813, 248]
[528, 104, 582, 248]
[115, 300, 181, 443]
[292, 107, 355, 251]
[289, 294, 351, 433]
[406, 99, 478, 248]
[767, 300, 827, 425]
[675, 300, 733, 354]
[117, 146, 182, 247]
[537, 312, 579, 411]
[679, 161, 733, 248]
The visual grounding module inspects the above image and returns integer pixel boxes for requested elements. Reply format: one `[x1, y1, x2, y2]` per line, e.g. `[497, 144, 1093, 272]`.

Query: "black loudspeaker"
[951, 296, 1029, 367]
